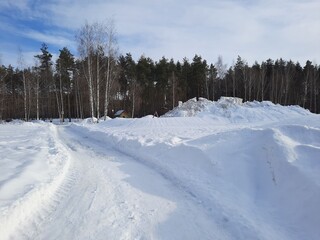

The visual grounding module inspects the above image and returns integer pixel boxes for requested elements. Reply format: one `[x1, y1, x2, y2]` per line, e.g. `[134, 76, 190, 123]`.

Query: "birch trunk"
[22, 70, 28, 121]
[96, 54, 100, 121]
[104, 56, 111, 120]
[59, 64, 64, 122]
[36, 75, 39, 120]
[88, 54, 95, 121]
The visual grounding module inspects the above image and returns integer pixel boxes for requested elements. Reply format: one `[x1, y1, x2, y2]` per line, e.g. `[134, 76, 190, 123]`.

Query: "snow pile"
[80, 117, 99, 124]
[164, 97, 311, 123]
[70, 101, 320, 240]
[166, 97, 213, 117]
[218, 96, 243, 106]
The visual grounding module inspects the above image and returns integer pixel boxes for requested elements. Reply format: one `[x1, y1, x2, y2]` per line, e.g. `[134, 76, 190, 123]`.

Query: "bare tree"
[77, 20, 118, 122]
[33, 60, 40, 120]
[96, 46, 102, 121]
[103, 19, 118, 120]
[260, 63, 267, 101]
[94, 23, 107, 121]
[76, 21, 96, 121]
[0, 57, 7, 121]
[313, 66, 319, 112]
[215, 55, 227, 95]
[17, 49, 29, 121]
[59, 67, 65, 122]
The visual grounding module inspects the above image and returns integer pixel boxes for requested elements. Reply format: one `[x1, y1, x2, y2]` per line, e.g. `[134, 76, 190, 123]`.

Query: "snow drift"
[72, 98, 320, 239]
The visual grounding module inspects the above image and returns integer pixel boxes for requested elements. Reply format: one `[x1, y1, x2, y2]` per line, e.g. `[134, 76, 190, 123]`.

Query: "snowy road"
[6, 125, 226, 240]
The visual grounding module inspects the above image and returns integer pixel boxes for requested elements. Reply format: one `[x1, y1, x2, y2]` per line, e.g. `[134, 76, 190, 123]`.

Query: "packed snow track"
[1, 125, 225, 239]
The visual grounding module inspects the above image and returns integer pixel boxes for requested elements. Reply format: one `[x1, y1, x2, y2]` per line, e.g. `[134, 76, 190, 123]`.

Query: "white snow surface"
[1, 98, 320, 240]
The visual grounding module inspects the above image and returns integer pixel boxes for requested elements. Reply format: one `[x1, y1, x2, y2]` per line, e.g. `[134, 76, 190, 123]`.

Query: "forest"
[0, 22, 319, 121]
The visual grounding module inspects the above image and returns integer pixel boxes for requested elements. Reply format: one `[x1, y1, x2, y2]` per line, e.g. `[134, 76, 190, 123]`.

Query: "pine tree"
[34, 43, 53, 120]
[56, 47, 75, 122]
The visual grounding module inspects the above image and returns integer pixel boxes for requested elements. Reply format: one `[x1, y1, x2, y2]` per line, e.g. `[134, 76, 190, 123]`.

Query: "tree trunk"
[22, 70, 28, 121]
[36, 76, 40, 120]
[68, 93, 71, 122]
[303, 69, 309, 108]
[59, 65, 64, 122]
[212, 75, 215, 101]
[232, 69, 236, 97]
[172, 71, 175, 108]
[27, 77, 31, 120]
[55, 83, 62, 120]
[104, 56, 111, 120]
[96, 54, 100, 121]
[131, 85, 135, 118]
[88, 55, 95, 121]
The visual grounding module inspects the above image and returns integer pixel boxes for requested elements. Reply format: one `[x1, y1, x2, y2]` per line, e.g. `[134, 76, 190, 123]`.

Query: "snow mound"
[0, 119, 25, 124]
[164, 97, 311, 123]
[71, 111, 320, 240]
[164, 97, 211, 117]
[80, 117, 99, 124]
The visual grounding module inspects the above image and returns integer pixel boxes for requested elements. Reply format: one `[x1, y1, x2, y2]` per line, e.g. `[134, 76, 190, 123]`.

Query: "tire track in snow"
[0, 125, 75, 240]
[26, 124, 230, 240]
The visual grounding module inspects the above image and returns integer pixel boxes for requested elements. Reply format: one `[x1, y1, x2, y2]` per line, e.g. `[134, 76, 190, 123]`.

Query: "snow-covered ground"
[1, 98, 320, 239]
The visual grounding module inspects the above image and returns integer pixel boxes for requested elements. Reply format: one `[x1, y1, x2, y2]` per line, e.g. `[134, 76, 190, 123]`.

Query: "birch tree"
[103, 20, 118, 120]
[76, 22, 96, 121]
[313, 66, 319, 112]
[77, 20, 117, 122]
[0, 62, 7, 121]
[17, 49, 28, 121]
[32, 62, 41, 120]
[215, 55, 227, 96]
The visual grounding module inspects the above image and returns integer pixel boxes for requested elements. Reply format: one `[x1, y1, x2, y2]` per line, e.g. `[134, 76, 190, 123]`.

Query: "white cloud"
[1, 0, 320, 66]
[0, 0, 28, 11]
[0, 48, 38, 68]
[22, 29, 76, 49]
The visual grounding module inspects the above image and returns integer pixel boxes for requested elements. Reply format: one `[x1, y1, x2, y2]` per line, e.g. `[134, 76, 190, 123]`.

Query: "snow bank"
[70, 99, 320, 240]
[164, 97, 311, 123]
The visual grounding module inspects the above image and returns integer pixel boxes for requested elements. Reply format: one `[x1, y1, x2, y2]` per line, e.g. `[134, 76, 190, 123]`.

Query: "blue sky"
[0, 0, 319, 68]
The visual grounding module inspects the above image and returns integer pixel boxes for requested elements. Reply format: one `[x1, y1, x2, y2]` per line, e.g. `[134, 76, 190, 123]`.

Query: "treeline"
[0, 23, 319, 121]
[1, 50, 320, 122]
[1, 51, 320, 121]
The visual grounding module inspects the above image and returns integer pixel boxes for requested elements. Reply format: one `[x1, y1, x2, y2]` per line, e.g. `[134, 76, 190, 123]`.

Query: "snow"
[0, 97, 319, 239]
[164, 97, 310, 123]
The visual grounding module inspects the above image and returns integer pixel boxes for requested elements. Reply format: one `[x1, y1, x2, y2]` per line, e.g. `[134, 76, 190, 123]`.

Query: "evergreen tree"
[55, 47, 75, 122]
[208, 64, 217, 100]
[180, 58, 191, 101]
[136, 55, 154, 115]
[34, 43, 53, 119]
[190, 55, 207, 99]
